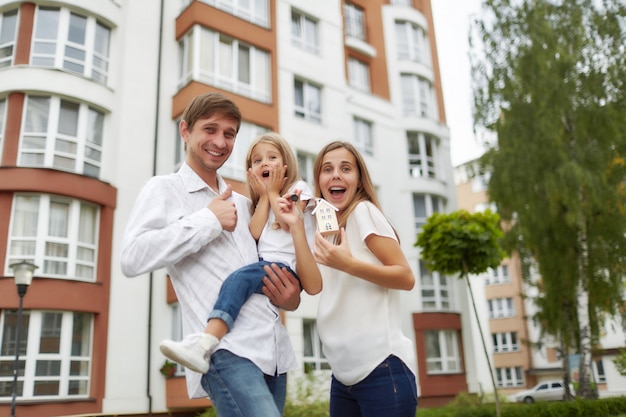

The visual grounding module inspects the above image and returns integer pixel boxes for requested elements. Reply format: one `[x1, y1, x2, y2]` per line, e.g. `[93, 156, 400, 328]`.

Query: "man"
[121, 92, 301, 417]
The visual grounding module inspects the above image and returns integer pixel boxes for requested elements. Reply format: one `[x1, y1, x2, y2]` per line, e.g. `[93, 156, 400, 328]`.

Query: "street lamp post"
[8, 261, 38, 417]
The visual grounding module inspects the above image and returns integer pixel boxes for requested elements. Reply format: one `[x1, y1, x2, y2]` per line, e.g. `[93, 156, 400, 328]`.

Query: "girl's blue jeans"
[201, 349, 286, 417]
[330, 355, 418, 417]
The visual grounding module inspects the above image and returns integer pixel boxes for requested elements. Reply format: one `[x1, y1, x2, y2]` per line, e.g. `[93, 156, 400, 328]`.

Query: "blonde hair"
[245, 132, 300, 213]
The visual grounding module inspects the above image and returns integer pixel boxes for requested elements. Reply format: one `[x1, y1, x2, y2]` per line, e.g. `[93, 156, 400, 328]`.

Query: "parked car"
[513, 380, 575, 403]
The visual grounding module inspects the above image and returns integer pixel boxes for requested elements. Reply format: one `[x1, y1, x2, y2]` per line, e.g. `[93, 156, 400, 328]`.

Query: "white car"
[513, 380, 575, 403]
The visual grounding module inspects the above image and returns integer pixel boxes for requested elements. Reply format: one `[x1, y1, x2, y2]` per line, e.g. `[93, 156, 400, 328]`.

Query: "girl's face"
[249, 142, 284, 181]
[318, 147, 360, 213]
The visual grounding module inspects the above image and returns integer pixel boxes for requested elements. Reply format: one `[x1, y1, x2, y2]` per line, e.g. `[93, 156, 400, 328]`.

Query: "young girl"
[159, 132, 321, 374]
[278, 140, 418, 417]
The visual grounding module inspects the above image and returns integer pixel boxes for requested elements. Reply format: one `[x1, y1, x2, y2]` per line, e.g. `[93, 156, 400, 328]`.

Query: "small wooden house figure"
[311, 198, 340, 236]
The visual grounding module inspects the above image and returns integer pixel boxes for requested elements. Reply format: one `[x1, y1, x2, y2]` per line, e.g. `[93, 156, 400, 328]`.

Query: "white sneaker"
[159, 333, 219, 374]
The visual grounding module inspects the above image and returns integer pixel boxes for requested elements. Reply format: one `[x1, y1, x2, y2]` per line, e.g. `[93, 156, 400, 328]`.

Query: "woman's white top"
[316, 201, 417, 386]
[257, 180, 316, 271]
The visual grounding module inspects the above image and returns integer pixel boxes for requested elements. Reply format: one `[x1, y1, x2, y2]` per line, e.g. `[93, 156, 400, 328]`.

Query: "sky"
[432, 0, 486, 166]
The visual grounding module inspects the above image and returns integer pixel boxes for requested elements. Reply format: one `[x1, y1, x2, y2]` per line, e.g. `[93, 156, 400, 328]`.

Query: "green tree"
[471, 0, 626, 399]
[415, 209, 505, 417]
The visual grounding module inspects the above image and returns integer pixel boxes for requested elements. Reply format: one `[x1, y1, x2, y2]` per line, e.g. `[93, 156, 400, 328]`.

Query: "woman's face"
[317, 147, 360, 213]
[249, 142, 284, 183]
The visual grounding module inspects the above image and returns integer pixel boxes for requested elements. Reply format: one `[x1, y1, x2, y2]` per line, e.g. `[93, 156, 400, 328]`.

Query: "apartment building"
[0, 1, 483, 415]
[455, 158, 626, 401]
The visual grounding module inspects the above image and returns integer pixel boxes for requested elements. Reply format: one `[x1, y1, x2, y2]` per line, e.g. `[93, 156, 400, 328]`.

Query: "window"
[425, 330, 461, 374]
[413, 193, 443, 229]
[0, 9, 18, 68]
[492, 332, 519, 353]
[183, 0, 269, 28]
[495, 366, 524, 387]
[303, 320, 329, 372]
[488, 298, 515, 319]
[352, 117, 373, 156]
[178, 26, 271, 103]
[19, 96, 104, 177]
[220, 121, 269, 181]
[0, 97, 6, 161]
[401, 74, 436, 119]
[395, 21, 429, 66]
[166, 303, 184, 376]
[0, 310, 92, 399]
[31, 7, 110, 83]
[392, 0, 412, 5]
[291, 9, 318, 54]
[7, 194, 99, 282]
[407, 132, 436, 178]
[294, 78, 321, 123]
[344, 3, 365, 41]
[297, 152, 315, 184]
[348, 58, 370, 92]
[486, 265, 510, 285]
[595, 359, 606, 383]
[419, 261, 450, 310]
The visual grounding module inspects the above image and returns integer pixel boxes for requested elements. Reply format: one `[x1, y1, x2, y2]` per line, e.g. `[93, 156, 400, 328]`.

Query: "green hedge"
[196, 396, 626, 417]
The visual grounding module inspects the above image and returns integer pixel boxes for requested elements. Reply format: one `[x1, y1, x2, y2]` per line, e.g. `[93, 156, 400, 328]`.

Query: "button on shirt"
[121, 163, 296, 398]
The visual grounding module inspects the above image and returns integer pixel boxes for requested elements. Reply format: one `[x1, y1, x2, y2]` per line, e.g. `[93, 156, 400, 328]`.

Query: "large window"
[492, 332, 519, 353]
[348, 57, 370, 92]
[31, 7, 110, 83]
[488, 298, 515, 319]
[425, 330, 461, 374]
[7, 194, 99, 282]
[495, 366, 524, 387]
[178, 27, 271, 103]
[183, 0, 269, 28]
[352, 117, 373, 156]
[0, 310, 92, 399]
[0, 97, 6, 161]
[407, 132, 436, 178]
[344, 3, 365, 41]
[0, 9, 18, 68]
[303, 320, 329, 372]
[486, 265, 510, 285]
[297, 151, 315, 184]
[294, 78, 321, 123]
[413, 193, 443, 230]
[20, 96, 104, 177]
[395, 21, 430, 66]
[291, 9, 318, 54]
[419, 261, 450, 310]
[401, 74, 436, 119]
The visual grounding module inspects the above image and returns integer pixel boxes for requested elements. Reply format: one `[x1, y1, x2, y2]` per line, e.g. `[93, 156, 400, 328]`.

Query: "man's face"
[182, 112, 238, 176]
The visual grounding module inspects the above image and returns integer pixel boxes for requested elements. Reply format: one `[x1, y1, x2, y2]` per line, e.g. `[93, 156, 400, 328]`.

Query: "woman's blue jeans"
[201, 349, 286, 417]
[330, 355, 418, 417]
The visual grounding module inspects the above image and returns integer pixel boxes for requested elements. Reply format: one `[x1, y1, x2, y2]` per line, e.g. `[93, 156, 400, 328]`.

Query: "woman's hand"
[314, 228, 352, 271]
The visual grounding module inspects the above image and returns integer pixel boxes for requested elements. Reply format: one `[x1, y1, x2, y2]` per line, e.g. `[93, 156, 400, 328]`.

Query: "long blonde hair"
[245, 132, 300, 213]
[313, 141, 383, 230]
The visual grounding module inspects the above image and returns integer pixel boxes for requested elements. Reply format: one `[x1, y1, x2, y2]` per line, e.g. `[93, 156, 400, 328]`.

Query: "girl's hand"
[267, 165, 288, 195]
[247, 168, 266, 196]
[275, 189, 303, 228]
[314, 228, 352, 271]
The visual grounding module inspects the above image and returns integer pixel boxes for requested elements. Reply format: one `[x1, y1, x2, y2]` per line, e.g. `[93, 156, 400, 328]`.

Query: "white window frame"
[413, 193, 443, 230]
[401, 74, 436, 119]
[352, 117, 373, 156]
[183, 0, 270, 28]
[488, 297, 515, 319]
[492, 331, 519, 353]
[303, 319, 330, 372]
[178, 26, 271, 103]
[297, 151, 315, 185]
[0, 310, 93, 399]
[0, 9, 18, 68]
[294, 78, 321, 123]
[348, 57, 370, 92]
[486, 265, 510, 285]
[595, 359, 606, 383]
[291, 9, 318, 54]
[419, 260, 450, 310]
[0, 97, 6, 162]
[395, 20, 430, 66]
[19, 96, 104, 177]
[6, 194, 100, 282]
[344, 3, 365, 41]
[407, 132, 436, 178]
[391, 0, 412, 6]
[31, 7, 110, 84]
[496, 366, 524, 387]
[425, 330, 461, 374]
